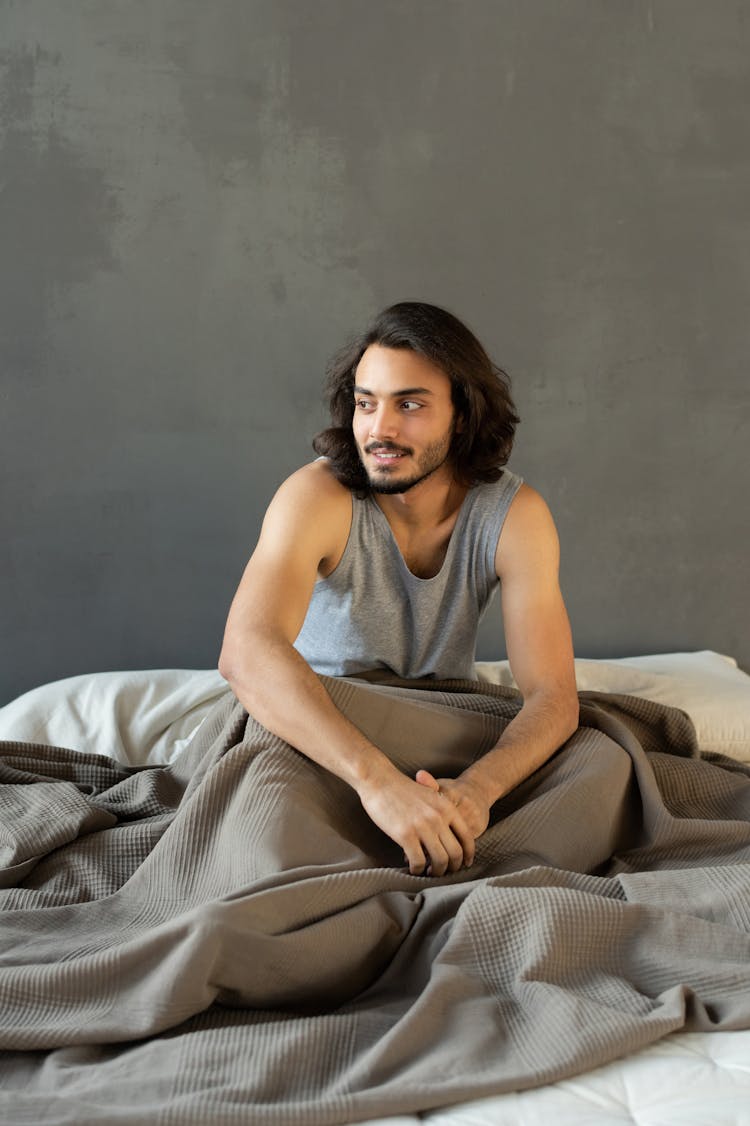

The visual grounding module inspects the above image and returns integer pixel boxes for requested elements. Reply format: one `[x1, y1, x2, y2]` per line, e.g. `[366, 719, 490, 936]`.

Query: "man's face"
[352, 345, 458, 495]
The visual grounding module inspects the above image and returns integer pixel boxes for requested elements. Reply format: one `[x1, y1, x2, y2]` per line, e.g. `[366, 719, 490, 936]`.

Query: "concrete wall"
[1, 0, 748, 703]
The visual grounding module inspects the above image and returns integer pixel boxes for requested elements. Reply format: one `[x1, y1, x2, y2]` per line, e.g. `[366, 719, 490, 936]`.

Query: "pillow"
[476, 651, 750, 762]
[0, 669, 228, 766]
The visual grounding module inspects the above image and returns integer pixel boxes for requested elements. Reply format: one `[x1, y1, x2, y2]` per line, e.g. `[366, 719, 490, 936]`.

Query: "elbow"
[565, 711, 580, 743]
[218, 628, 287, 699]
[218, 634, 244, 687]
[561, 690, 580, 741]
[218, 644, 257, 711]
[217, 649, 234, 684]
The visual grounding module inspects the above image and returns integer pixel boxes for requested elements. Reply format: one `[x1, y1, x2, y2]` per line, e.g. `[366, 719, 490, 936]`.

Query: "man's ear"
[454, 412, 465, 435]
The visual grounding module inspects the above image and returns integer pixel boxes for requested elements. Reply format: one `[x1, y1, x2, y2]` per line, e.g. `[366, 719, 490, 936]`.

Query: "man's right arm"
[218, 462, 474, 876]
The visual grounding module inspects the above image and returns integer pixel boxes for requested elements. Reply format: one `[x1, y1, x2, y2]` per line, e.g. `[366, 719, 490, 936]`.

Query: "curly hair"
[312, 301, 520, 495]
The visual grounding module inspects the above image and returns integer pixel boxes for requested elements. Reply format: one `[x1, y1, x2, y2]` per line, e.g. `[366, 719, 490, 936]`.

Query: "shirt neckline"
[365, 487, 475, 583]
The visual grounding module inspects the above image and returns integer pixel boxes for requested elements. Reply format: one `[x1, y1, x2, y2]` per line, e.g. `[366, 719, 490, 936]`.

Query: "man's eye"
[355, 400, 374, 411]
[400, 401, 421, 411]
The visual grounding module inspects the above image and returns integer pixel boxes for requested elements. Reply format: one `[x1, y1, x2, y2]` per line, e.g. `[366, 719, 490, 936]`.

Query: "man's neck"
[372, 469, 468, 531]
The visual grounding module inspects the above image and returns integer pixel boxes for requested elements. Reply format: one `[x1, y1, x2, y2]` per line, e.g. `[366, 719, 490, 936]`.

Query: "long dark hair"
[312, 301, 520, 494]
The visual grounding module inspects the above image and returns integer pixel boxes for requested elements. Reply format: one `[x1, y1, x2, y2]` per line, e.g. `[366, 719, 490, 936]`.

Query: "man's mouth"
[366, 444, 410, 464]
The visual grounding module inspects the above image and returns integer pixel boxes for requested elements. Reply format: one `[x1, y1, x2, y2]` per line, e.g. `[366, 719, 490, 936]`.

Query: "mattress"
[1, 651, 749, 1125]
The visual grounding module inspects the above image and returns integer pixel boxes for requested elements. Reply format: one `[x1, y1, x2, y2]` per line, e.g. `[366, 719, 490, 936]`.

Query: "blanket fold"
[1, 676, 749, 1124]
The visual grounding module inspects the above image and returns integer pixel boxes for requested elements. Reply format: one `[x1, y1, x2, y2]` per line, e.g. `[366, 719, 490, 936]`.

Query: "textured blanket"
[1, 676, 750, 1125]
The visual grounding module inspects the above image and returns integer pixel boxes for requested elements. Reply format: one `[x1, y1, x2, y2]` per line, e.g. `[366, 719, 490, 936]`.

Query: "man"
[219, 302, 579, 879]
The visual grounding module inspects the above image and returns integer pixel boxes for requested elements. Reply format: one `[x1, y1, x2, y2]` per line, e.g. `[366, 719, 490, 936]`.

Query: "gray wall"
[1, 0, 749, 704]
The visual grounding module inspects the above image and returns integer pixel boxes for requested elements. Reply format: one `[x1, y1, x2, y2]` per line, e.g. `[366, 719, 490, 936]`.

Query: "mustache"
[364, 441, 412, 455]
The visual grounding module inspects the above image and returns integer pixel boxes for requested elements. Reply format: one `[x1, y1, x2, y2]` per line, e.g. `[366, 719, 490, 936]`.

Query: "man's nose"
[370, 404, 399, 439]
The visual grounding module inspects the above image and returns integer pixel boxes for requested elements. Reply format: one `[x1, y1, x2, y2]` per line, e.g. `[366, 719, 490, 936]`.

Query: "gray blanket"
[1, 676, 750, 1124]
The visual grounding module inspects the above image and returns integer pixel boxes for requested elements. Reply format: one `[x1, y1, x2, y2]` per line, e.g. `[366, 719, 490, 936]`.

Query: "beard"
[360, 430, 454, 495]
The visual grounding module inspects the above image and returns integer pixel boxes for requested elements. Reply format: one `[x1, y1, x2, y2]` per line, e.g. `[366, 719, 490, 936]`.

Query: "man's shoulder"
[495, 482, 560, 576]
[266, 460, 353, 530]
[256, 461, 353, 566]
[278, 459, 352, 504]
[503, 481, 546, 515]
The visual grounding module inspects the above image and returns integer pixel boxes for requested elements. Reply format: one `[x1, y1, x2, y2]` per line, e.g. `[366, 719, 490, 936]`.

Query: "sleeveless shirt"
[293, 469, 524, 680]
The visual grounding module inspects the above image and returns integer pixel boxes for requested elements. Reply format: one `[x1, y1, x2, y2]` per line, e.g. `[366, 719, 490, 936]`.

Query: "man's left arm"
[417, 485, 579, 837]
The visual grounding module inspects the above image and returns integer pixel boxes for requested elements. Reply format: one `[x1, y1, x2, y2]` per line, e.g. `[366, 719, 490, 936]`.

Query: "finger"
[405, 841, 428, 876]
[438, 830, 466, 874]
[425, 800, 473, 872]
[415, 769, 440, 791]
[446, 809, 476, 868]
[427, 828, 468, 876]
[424, 838, 451, 878]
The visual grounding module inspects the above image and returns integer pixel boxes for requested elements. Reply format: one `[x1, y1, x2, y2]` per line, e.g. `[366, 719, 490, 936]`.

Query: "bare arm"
[417, 485, 579, 832]
[219, 462, 475, 875]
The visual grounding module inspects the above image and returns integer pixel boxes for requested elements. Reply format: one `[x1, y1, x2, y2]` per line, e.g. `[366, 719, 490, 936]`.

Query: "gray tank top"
[294, 469, 524, 680]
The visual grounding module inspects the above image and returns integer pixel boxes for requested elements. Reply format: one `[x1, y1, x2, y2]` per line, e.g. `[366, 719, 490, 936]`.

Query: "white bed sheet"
[1, 652, 750, 1125]
[365, 1030, 750, 1125]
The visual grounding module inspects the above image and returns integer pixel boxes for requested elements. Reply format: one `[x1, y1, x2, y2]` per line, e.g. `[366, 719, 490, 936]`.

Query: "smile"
[369, 449, 408, 465]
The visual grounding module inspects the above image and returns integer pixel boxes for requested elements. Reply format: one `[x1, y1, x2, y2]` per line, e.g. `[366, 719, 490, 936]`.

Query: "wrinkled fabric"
[0, 677, 749, 1125]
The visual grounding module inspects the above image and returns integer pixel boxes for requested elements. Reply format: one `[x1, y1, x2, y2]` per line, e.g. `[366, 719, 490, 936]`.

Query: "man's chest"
[391, 526, 455, 580]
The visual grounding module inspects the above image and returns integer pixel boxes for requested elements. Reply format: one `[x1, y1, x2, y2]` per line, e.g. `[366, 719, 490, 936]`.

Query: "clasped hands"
[358, 766, 492, 877]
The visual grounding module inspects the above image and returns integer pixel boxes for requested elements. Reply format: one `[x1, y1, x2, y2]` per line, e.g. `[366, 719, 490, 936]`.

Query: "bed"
[1, 651, 749, 1125]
